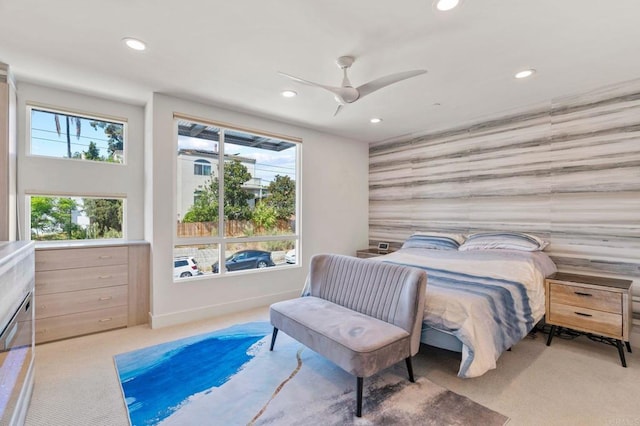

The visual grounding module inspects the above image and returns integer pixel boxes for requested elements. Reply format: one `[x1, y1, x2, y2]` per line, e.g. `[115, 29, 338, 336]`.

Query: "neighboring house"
[176, 148, 265, 221]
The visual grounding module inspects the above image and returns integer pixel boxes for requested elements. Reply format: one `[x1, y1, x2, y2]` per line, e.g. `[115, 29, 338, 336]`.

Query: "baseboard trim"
[149, 290, 299, 329]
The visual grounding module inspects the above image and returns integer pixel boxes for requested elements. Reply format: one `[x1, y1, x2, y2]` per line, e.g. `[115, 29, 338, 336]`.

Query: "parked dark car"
[212, 249, 275, 273]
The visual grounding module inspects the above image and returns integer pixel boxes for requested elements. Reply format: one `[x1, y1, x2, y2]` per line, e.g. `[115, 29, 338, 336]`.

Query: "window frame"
[26, 103, 128, 165]
[26, 193, 127, 242]
[173, 115, 301, 279]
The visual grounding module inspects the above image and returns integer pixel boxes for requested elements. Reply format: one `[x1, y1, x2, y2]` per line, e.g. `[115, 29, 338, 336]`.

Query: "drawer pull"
[99, 296, 113, 301]
[36, 329, 47, 334]
[40, 305, 47, 310]
[98, 255, 112, 259]
[99, 318, 113, 323]
[574, 292, 592, 297]
[98, 275, 112, 279]
[574, 312, 593, 317]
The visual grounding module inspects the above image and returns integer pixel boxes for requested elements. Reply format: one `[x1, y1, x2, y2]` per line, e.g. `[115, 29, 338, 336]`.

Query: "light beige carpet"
[26, 306, 640, 426]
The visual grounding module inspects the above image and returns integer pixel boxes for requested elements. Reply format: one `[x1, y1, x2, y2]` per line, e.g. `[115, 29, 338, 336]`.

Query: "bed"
[371, 232, 557, 378]
[375, 248, 556, 378]
[300, 232, 556, 378]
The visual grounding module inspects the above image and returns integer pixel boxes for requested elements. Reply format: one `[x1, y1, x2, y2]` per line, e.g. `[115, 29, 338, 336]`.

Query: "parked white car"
[285, 249, 296, 264]
[174, 256, 201, 278]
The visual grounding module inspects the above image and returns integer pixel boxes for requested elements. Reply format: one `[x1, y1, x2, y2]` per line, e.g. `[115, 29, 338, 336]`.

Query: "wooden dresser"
[545, 272, 632, 366]
[34, 241, 149, 344]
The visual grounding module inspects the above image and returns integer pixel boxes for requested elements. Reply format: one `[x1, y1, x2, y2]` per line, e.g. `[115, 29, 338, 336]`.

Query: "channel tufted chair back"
[309, 254, 426, 355]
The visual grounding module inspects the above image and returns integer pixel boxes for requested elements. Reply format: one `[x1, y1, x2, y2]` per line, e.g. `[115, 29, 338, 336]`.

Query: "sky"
[30, 108, 118, 160]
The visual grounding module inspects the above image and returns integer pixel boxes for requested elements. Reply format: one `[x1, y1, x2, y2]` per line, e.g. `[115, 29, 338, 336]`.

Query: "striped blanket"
[377, 248, 557, 378]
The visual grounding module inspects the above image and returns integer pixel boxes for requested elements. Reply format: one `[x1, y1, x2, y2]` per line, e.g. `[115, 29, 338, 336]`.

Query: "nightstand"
[545, 272, 633, 367]
[356, 248, 392, 259]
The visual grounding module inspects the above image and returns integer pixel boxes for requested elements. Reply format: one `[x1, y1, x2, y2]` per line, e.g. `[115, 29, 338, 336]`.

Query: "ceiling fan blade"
[356, 70, 427, 99]
[278, 71, 342, 94]
[333, 104, 343, 117]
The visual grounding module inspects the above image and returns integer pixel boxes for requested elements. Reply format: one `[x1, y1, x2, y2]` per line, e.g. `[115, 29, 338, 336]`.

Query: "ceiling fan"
[278, 56, 427, 116]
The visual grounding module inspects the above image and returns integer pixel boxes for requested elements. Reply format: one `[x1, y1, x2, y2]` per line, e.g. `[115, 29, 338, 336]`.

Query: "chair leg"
[405, 357, 415, 383]
[356, 377, 363, 417]
[269, 327, 278, 351]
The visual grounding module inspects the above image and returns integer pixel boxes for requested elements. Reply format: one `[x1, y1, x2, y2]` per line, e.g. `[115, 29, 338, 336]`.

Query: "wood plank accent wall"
[369, 79, 640, 319]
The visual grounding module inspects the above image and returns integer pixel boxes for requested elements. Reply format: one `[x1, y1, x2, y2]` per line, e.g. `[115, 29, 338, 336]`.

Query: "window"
[174, 117, 300, 279]
[29, 106, 125, 163]
[29, 195, 124, 241]
[194, 159, 211, 176]
[193, 190, 203, 205]
[24, 101, 133, 241]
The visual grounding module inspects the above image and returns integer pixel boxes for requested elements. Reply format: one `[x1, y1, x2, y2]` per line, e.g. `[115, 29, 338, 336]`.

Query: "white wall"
[0, 64, 17, 241]
[147, 93, 369, 327]
[16, 83, 145, 240]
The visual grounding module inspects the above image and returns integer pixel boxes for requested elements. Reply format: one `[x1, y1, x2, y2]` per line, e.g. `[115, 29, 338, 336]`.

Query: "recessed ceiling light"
[281, 90, 297, 98]
[434, 0, 461, 11]
[370, 118, 382, 124]
[515, 69, 536, 79]
[123, 37, 146, 51]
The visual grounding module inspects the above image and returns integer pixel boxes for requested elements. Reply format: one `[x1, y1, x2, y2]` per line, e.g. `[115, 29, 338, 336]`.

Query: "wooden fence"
[177, 220, 293, 238]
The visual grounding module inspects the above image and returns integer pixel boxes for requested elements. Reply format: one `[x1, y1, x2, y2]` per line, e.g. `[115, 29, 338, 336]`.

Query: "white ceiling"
[1, 0, 640, 143]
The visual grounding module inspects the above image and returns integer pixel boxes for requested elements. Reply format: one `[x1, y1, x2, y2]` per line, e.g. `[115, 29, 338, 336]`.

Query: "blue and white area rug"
[114, 322, 508, 425]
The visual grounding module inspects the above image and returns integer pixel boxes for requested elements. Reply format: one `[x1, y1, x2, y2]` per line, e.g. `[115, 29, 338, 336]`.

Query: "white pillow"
[458, 232, 548, 252]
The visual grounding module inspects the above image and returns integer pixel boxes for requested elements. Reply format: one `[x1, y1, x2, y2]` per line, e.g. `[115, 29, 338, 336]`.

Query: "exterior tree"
[84, 141, 101, 160]
[223, 160, 253, 220]
[90, 121, 123, 159]
[83, 198, 122, 237]
[30, 196, 56, 238]
[182, 187, 218, 223]
[30, 196, 81, 239]
[265, 175, 295, 220]
[182, 159, 253, 222]
[54, 114, 81, 159]
[251, 201, 277, 232]
[54, 198, 80, 239]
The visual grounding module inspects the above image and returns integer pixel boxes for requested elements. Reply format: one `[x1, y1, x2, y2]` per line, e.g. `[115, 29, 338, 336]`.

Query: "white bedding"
[376, 248, 557, 378]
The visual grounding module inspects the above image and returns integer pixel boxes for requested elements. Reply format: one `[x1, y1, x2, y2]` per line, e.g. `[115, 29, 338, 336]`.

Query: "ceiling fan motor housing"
[336, 56, 355, 69]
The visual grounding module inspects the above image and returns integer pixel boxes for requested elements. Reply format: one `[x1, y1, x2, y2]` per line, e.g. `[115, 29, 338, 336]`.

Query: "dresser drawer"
[36, 285, 128, 319]
[36, 246, 128, 271]
[35, 305, 128, 343]
[548, 282, 622, 314]
[548, 302, 622, 338]
[36, 264, 128, 295]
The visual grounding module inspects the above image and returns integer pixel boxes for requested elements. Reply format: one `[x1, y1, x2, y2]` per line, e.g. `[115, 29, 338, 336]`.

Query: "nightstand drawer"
[549, 282, 622, 314]
[549, 302, 622, 337]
